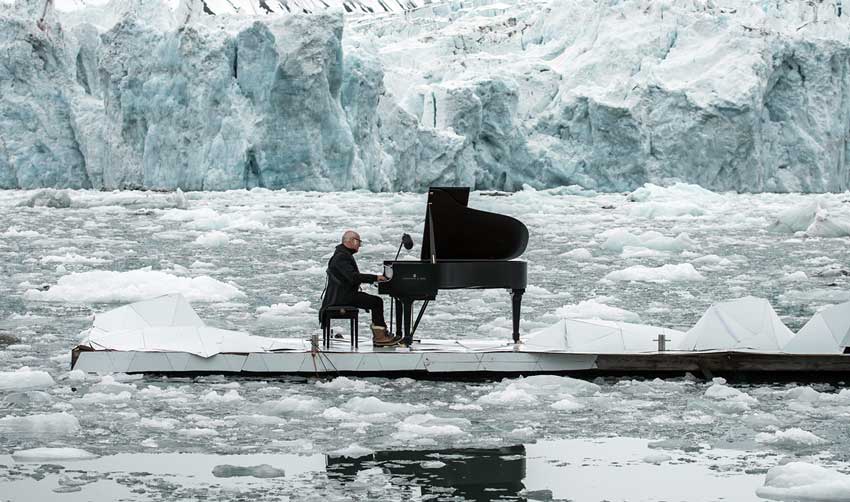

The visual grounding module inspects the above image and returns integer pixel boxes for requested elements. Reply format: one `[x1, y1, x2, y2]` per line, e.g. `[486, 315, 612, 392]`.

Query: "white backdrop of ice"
[5, 1, 850, 191]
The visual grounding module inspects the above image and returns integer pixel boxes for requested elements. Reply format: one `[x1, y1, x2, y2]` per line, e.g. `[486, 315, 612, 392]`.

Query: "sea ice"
[393, 414, 468, 440]
[327, 443, 375, 459]
[11, 447, 99, 462]
[262, 396, 324, 416]
[201, 389, 243, 403]
[755, 428, 828, 448]
[551, 397, 584, 412]
[560, 248, 593, 260]
[603, 263, 705, 283]
[140, 417, 180, 429]
[598, 228, 695, 253]
[211, 464, 286, 478]
[0, 412, 81, 435]
[554, 299, 641, 323]
[757, 462, 850, 502]
[341, 396, 426, 415]
[194, 231, 230, 247]
[315, 377, 381, 393]
[23, 268, 246, 303]
[0, 367, 55, 391]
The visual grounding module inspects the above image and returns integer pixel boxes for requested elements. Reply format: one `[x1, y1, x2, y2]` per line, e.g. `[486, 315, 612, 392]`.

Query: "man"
[319, 231, 398, 347]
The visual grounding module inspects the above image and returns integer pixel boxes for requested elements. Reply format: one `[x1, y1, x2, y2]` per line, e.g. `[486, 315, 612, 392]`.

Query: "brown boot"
[371, 324, 398, 347]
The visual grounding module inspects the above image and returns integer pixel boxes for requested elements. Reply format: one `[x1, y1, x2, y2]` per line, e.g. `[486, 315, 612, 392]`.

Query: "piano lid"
[420, 187, 529, 261]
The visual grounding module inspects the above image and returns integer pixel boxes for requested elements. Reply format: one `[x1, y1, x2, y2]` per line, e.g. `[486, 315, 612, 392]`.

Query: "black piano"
[378, 187, 528, 345]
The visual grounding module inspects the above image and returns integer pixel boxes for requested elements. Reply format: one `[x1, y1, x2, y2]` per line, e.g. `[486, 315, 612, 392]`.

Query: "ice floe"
[755, 429, 828, 448]
[0, 412, 81, 435]
[757, 462, 850, 502]
[11, 447, 99, 462]
[24, 268, 245, 303]
[0, 368, 55, 391]
[603, 263, 705, 283]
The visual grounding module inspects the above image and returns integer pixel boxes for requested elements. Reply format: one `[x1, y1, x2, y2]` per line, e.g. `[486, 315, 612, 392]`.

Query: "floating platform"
[71, 338, 850, 382]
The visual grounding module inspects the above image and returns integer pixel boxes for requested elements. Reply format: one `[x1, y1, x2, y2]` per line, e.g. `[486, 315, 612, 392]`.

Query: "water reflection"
[326, 445, 531, 501]
[0, 437, 772, 501]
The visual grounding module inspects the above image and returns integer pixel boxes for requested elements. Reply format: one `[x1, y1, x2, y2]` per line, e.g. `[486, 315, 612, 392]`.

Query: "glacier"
[2, 0, 850, 191]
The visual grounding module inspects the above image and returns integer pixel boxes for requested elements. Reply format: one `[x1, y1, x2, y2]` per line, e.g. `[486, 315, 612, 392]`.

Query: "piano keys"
[378, 187, 529, 345]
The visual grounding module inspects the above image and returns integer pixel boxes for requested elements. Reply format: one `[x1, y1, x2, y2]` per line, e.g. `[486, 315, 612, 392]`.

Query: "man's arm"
[333, 254, 378, 285]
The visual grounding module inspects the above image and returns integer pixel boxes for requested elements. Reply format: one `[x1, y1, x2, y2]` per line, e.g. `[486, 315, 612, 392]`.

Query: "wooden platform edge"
[70, 349, 850, 382]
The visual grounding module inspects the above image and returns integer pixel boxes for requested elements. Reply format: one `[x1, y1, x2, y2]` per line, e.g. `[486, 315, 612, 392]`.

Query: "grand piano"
[378, 187, 529, 345]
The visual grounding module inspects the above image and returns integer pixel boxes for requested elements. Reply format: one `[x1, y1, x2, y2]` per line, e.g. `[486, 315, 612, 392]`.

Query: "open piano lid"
[420, 187, 529, 261]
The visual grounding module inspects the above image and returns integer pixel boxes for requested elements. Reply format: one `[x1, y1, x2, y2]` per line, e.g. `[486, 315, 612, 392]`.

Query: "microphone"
[394, 233, 414, 261]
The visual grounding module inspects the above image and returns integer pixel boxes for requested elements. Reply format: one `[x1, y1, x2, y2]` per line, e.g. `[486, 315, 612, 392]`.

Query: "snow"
[23, 268, 246, 303]
[757, 462, 850, 502]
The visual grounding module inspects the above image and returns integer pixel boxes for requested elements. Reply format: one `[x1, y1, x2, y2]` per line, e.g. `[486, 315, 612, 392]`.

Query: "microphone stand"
[389, 243, 403, 337]
[389, 238, 407, 337]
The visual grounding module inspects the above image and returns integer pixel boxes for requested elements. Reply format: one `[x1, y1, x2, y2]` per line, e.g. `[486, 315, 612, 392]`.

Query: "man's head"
[341, 230, 362, 253]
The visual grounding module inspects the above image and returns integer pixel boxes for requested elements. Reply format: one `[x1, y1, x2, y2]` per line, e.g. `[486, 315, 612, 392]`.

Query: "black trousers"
[350, 292, 385, 327]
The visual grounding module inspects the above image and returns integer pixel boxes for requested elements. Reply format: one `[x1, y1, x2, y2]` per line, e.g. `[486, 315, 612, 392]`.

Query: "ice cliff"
[2, 0, 850, 192]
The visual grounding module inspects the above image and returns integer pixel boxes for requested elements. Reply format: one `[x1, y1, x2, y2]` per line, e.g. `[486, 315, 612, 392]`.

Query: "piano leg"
[394, 298, 403, 338]
[510, 288, 525, 344]
[402, 299, 414, 345]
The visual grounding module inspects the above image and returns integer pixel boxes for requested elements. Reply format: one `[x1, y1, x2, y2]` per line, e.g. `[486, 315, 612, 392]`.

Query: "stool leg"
[355, 318, 359, 349]
[350, 318, 355, 349]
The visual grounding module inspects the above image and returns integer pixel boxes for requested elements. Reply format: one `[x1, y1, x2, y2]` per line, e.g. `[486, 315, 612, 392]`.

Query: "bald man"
[319, 231, 398, 347]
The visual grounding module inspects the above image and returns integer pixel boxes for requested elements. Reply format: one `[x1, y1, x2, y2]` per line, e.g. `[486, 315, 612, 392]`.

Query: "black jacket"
[319, 244, 377, 323]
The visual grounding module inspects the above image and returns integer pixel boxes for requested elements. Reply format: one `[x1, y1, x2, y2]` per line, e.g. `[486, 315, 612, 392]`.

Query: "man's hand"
[377, 274, 388, 282]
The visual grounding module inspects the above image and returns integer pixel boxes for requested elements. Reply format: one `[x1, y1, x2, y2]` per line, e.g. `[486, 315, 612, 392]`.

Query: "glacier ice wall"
[3, 0, 850, 192]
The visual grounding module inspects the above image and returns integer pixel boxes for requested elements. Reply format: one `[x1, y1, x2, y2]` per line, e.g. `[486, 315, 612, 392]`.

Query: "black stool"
[322, 306, 360, 349]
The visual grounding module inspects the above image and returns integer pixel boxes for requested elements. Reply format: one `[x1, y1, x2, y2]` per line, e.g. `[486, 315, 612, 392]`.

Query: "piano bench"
[322, 306, 360, 349]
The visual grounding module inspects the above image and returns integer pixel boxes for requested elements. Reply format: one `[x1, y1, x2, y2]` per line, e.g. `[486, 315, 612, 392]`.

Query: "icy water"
[1, 186, 850, 501]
